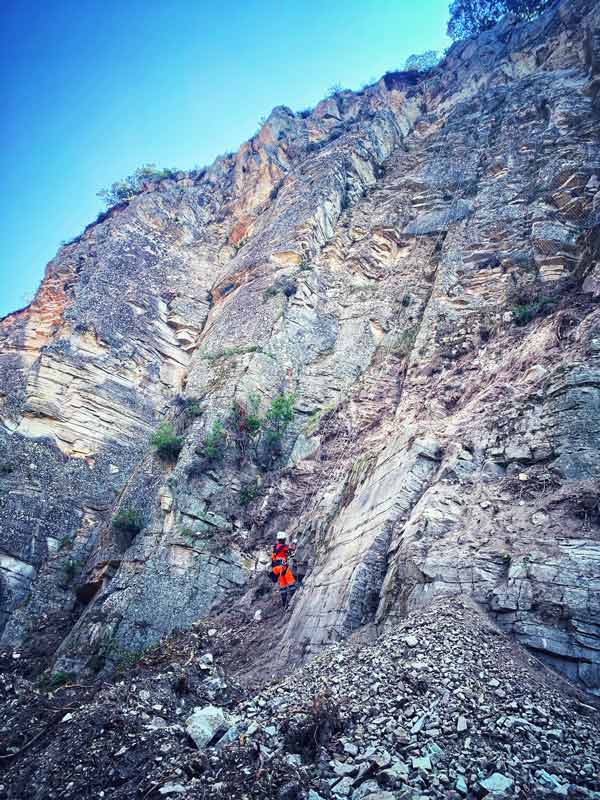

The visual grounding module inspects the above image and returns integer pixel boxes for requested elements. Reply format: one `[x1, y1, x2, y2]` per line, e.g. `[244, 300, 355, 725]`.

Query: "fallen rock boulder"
[185, 704, 233, 750]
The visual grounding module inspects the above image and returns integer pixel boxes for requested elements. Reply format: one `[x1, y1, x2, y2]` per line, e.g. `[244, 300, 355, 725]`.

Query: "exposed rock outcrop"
[1, 0, 600, 699]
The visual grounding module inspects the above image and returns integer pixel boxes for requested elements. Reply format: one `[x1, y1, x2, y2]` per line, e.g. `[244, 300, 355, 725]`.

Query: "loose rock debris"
[0, 598, 599, 799]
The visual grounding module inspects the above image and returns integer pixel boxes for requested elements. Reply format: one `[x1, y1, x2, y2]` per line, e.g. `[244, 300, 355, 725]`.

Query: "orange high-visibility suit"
[271, 543, 296, 594]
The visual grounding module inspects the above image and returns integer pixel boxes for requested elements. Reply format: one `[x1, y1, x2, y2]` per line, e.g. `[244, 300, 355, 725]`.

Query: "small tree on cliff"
[150, 422, 183, 461]
[447, 0, 552, 40]
[404, 50, 440, 72]
[97, 164, 179, 208]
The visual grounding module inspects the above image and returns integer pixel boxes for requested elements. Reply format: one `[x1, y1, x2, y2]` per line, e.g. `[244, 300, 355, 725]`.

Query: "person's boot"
[281, 590, 288, 608]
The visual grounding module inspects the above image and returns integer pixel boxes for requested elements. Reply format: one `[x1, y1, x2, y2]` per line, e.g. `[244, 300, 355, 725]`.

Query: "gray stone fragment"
[159, 784, 187, 796]
[343, 741, 359, 756]
[214, 725, 240, 749]
[378, 759, 409, 786]
[185, 705, 230, 750]
[333, 760, 358, 777]
[351, 781, 379, 800]
[480, 772, 514, 794]
[410, 714, 426, 734]
[332, 777, 355, 797]
[411, 755, 432, 772]
[538, 770, 568, 795]
[360, 794, 396, 800]
[427, 742, 444, 763]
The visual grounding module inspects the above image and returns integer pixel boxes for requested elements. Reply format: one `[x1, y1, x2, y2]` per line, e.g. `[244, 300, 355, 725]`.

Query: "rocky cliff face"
[1, 0, 599, 698]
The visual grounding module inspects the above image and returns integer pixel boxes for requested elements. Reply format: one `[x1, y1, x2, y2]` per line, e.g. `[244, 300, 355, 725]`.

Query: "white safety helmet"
[276, 531, 287, 541]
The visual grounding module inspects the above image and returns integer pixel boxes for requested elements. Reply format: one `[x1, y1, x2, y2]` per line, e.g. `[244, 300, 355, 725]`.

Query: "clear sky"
[1, 0, 451, 318]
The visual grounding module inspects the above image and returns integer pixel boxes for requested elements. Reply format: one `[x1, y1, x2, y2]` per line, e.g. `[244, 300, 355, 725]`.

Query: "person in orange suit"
[271, 531, 297, 607]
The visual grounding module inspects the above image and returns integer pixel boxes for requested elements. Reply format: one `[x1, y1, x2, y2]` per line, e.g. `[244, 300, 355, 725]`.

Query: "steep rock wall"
[1, 0, 599, 692]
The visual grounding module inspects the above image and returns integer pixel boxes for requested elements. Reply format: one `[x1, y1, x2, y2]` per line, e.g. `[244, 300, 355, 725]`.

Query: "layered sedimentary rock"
[1, 0, 599, 693]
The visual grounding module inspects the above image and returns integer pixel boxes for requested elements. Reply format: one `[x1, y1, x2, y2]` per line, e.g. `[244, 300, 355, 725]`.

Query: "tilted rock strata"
[0, 0, 599, 695]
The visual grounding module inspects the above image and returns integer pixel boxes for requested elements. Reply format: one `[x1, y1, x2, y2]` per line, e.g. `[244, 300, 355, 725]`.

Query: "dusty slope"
[0, 0, 599, 702]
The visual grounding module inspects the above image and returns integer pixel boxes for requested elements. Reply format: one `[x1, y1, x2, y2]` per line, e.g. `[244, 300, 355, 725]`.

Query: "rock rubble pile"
[1, 599, 599, 799]
[221, 598, 600, 800]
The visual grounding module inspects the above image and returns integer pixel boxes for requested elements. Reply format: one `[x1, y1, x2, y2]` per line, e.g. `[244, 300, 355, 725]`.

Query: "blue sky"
[1, 0, 450, 318]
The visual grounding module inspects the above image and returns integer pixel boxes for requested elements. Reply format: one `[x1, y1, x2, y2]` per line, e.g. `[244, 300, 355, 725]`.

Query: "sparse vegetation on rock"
[238, 480, 262, 506]
[196, 420, 227, 463]
[112, 509, 145, 536]
[1, 9, 600, 794]
[150, 422, 184, 461]
[512, 295, 556, 325]
[391, 326, 418, 358]
[49, 670, 75, 688]
[97, 164, 180, 208]
[201, 345, 261, 362]
[447, 0, 552, 40]
[191, 392, 295, 475]
[404, 49, 440, 72]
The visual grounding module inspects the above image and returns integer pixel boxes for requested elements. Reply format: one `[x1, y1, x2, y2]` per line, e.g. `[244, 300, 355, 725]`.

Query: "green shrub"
[263, 427, 283, 459]
[150, 422, 184, 461]
[197, 420, 226, 462]
[247, 413, 262, 436]
[185, 401, 204, 418]
[512, 304, 537, 326]
[404, 50, 439, 72]
[114, 645, 157, 670]
[228, 399, 262, 459]
[266, 393, 295, 432]
[401, 293, 412, 307]
[97, 164, 179, 208]
[512, 296, 556, 326]
[191, 392, 295, 471]
[50, 671, 75, 688]
[447, 0, 552, 41]
[239, 481, 261, 506]
[261, 393, 295, 466]
[112, 509, 145, 536]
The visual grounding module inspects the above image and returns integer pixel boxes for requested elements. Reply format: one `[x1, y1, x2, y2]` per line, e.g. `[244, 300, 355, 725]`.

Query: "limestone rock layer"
[1, 0, 600, 694]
